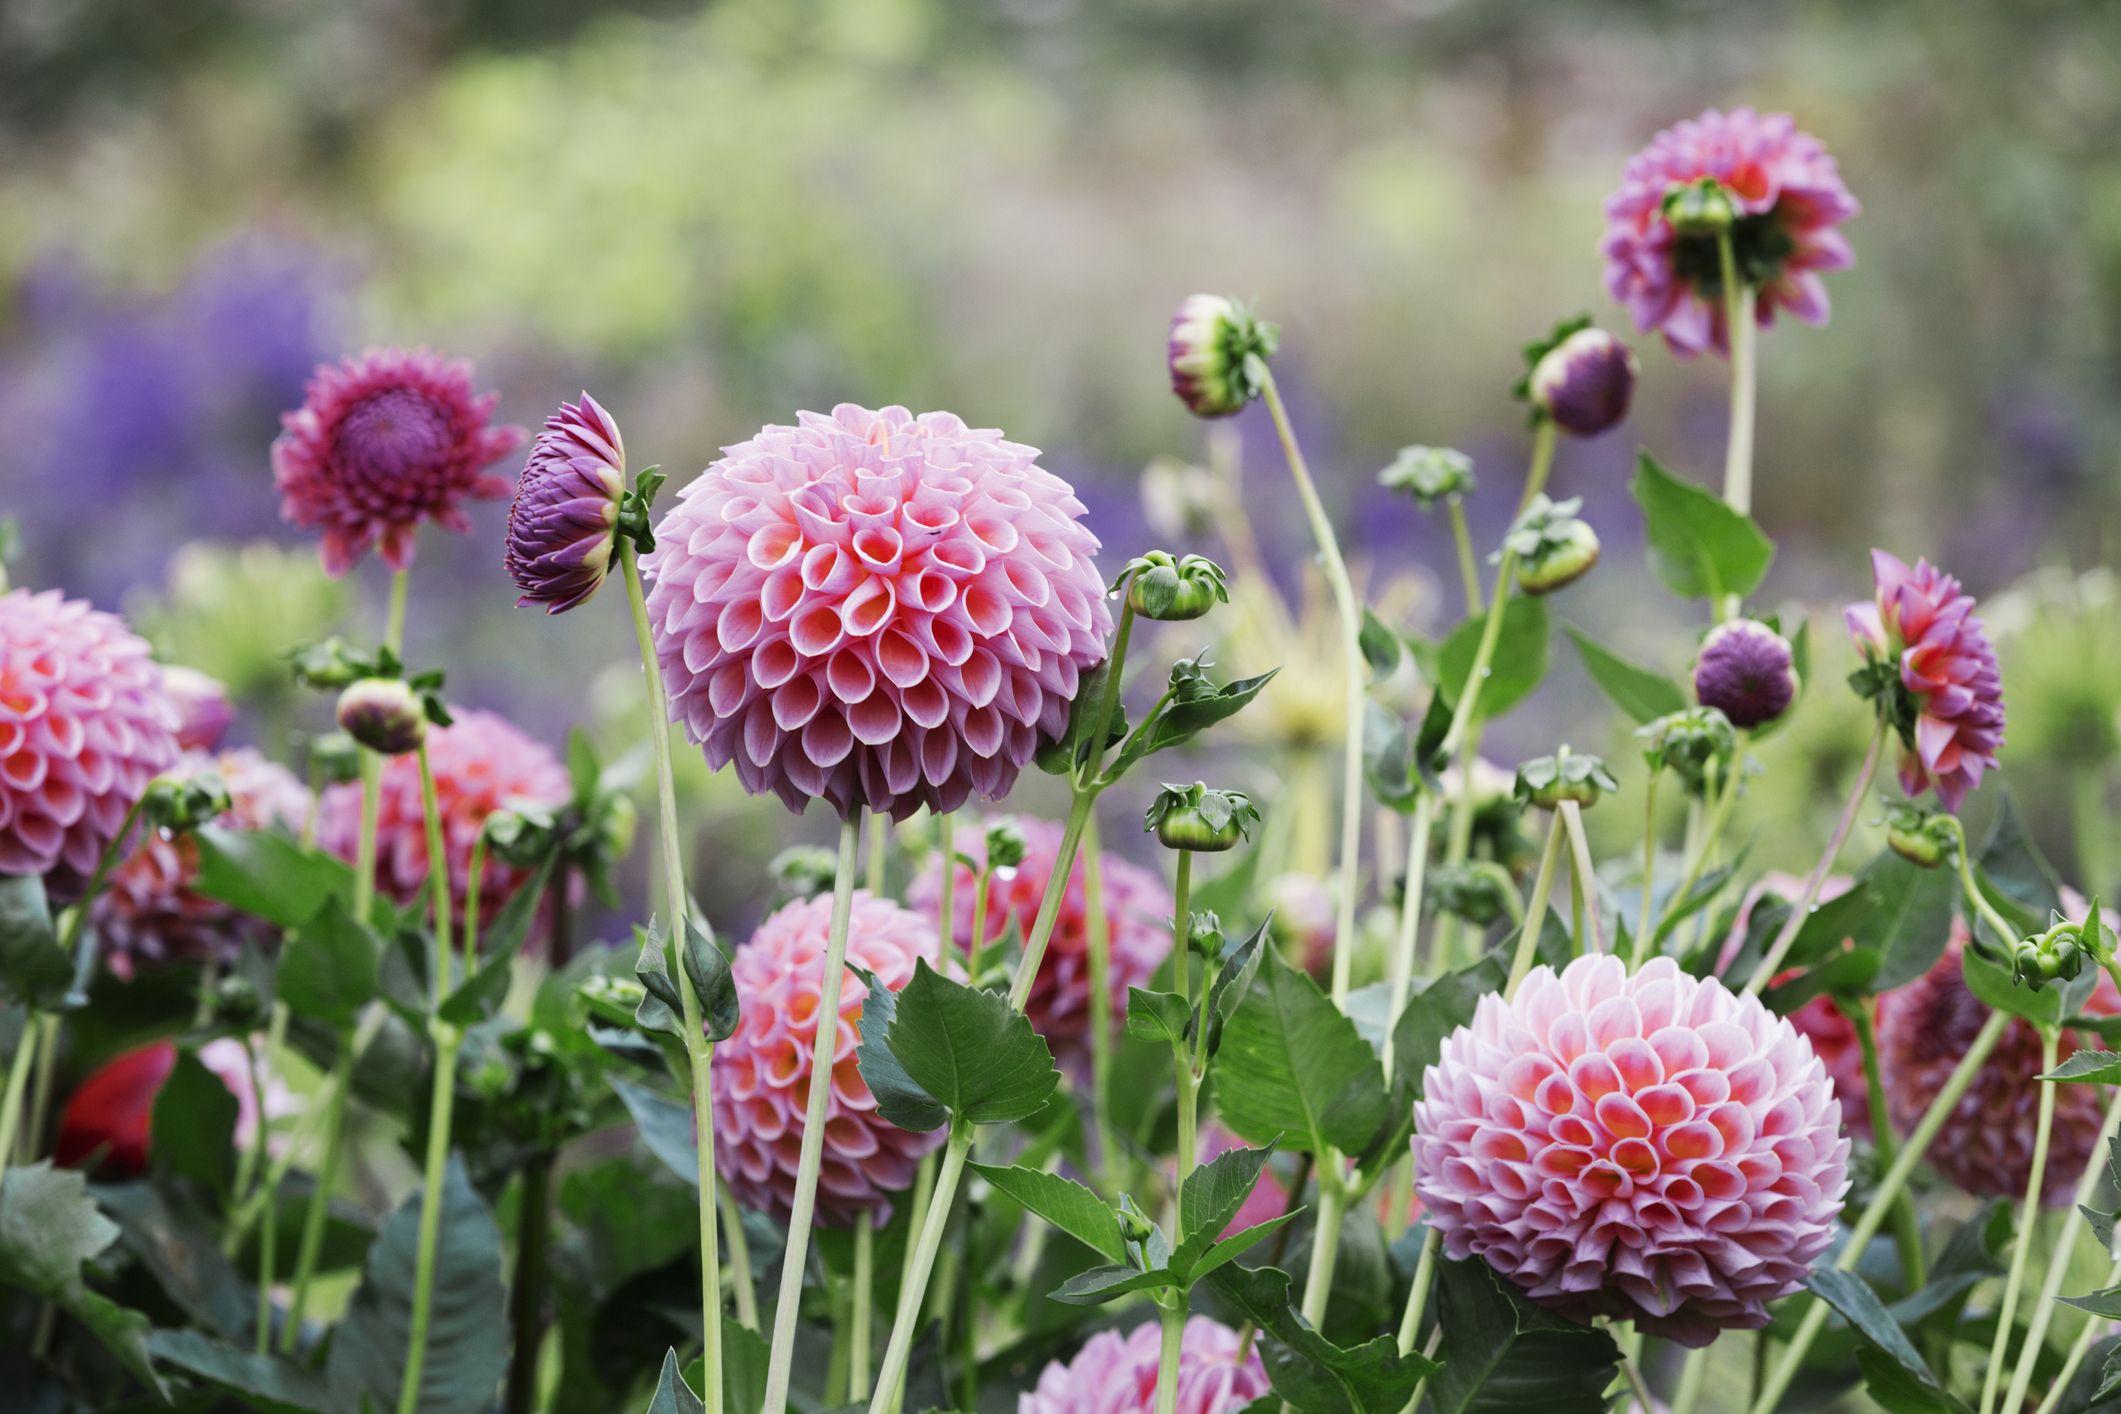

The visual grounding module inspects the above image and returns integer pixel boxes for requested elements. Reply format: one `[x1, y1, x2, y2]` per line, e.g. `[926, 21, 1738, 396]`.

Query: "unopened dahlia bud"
[162, 666, 235, 752]
[1513, 745, 1618, 810]
[983, 818, 1028, 872]
[336, 678, 427, 757]
[1187, 910, 1226, 960]
[290, 637, 368, 691]
[1636, 707, 1737, 793]
[1167, 295, 1278, 418]
[1661, 176, 1736, 237]
[309, 731, 363, 785]
[1528, 327, 1638, 437]
[1500, 496, 1600, 596]
[1122, 551, 1229, 623]
[2012, 923, 2086, 992]
[482, 806, 558, 867]
[213, 973, 265, 1029]
[1883, 801, 1956, 870]
[1378, 445, 1476, 511]
[1428, 861, 1516, 928]
[506, 393, 630, 615]
[1693, 619, 1798, 730]
[1146, 781, 1259, 853]
[1115, 1194, 1158, 1245]
[142, 770, 234, 835]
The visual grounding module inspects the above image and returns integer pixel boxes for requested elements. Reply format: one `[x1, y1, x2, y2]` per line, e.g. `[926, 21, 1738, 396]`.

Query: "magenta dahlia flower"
[0, 589, 181, 901]
[317, 709, 570, 927]
[1414, 955, 1849, 1345]
[1846, 551, 2005, 812]
[714, 890, 945, 1224]
[272, 347, 525, 577]
[94, 748, 311, 980]
[1020, 1315, 1270, 1414]
[1879, 928, 2116, 1204]
[641, 404, 1112, 821]
[162, 666, 234, 752]
[1603, 109, 1859, 358]
[908, 815, 1171, 1060]
[506, 393, 626, 614]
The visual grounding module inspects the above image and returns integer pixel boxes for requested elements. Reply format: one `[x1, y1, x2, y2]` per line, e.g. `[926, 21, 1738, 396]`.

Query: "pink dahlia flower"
[93, 748, 312, 980]
[506, 393, 627, 614]
[0, 589, 181, 901]
[273, 347, 525, 577]
[1414, 955, 1850, 1346]
[318, 709, 570, 929]
[161, 666, 235, 752]
[908, 816, 1172, 1061]
[642, 404, 1112, 821]
[1602, 109, 1859, 358]
[1879, 928, 2117, 1204]
[1846, 551, 2005, 812]
[713, 890, 945, 1224]
[1020, 1315, 1269, 1414]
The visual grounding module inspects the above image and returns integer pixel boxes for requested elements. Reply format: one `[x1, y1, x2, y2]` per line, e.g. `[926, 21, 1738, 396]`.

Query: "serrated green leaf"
[1205, 1262, 1436, 1414]
[1216, 949, 1388, 1157]
[885, 959, 1059, 1127]
[1430, 1258, 1619, 1414]
[1048, 1262, 1181, 1305]
[968, 1163, 1125, 1263]
[1563, 625, 1686, 725]
[1125, 986, 1190, 1046]
[1436, 595, 1549, 723]
[1177, 1140, 1275, 1251]
[1809, 1269, 1961, 1411]
[1184, 1209, 1303, 1285]
[1108, 668, 1280, 779]
[0, 872, 71, 1008]
[277, 896, 382, 1028]
[2047, 1050, 2121, 1084]
[1630, 453, 1775, 603]
[0, 1163, 166, 1398]
[849, 964, 946, 1132]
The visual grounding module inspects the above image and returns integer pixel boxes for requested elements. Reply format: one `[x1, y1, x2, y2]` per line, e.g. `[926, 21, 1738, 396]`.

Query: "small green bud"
[289, 636, 370, 691]
[1662, 176, 1736, 237]
[1186, 910, 1226, 959]
[484, 806, 559, 868]
[1636, 708, 1738, 795]
[1513, 745, 1619, 811]
[578, 974, 647, 1028]
[1498, 495, 1599, 596]
[213, 974, 264, 1029]
[1883, 802, 1957, 870]
[984, 818, 1028, 871]
[1121, 551, 1229, 623]
[308, 731, 363, 785]
[2013, 900, 2114, 992]
[1115, 1194, 1158, 1245]
[1378, 446, 1476, 511]
[1145, 782, 1259, 853]
[142, 769, 233, 835]
[336, 677, 427, 756]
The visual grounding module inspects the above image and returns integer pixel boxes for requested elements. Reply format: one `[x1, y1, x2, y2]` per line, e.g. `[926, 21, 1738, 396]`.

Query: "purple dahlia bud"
[1529, 327, 1639, 437]
[506, 394, 627, 615]
[1693, 619, 1799, 730]
[336, 678, 427, 757]
[1167, 295, 1278, 419]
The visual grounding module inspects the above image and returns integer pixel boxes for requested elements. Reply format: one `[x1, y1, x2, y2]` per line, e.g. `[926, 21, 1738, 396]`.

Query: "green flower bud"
[2012, 901, 2115, 992]
[984, 818, 1028, 871]
[1662, 176, 1737, 237]
[336, 677, 427, 756]
[483, 805, 559, 868]
[1513, 745, 1619, 811]
[142, 769, 233, 835]
[1121, 551, 1229, 623]
[1168, 295, 1278, 419]
[212, 973, 265, 1029]
[1499, 495, 1599, 596]
[308, 731, 363, 785]
[1187, 910, 1226, 959]
[1115, 1194, 1158, 1245]
[1636, 707, 1738, 795]
[289, 636, 371, 691]
[578, 974, 647, 1028]
[1378, 446, 1476, 511]
[1145, 781, 1259, 853]
[1883, 802, 1957, 870]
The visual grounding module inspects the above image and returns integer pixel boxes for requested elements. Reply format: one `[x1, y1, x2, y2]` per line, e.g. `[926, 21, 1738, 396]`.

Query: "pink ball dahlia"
[1414, 955, 1850, 1346]
[1846, 551, 2005, 812]
[273, 347, 525, 577]
[93, 748, 312, 980]
[506, 393, 627, 614]
[317, 709, 570, 927]
[713, 890, 945, 1224]
[1879, 928, 2117, 1204]
[0, 589, 181, 901]
[908, 815, 1172, 1060]
[1020, 1316, 1269, 1414]
[1603, 108, 1859, 358]
[642, 404, 1112, 821]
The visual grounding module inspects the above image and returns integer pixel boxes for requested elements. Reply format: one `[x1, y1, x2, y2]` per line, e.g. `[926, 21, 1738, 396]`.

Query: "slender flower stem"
[1979, 1025, 2061, 1414]
[1743, 721, 1887, 995]
[1505, 819, 1568, 997]
[1009, 793, 1097, 1013]
[718, 1182, 758, 1330]
[1846, 997, 1925, 1290]
[1634, 770, 1663, 966]
[1383, 792, 1437, 1078]
[849, 1210, 874, 1400]
[1395, 1226, 1439, 1356]
[0, 1023, 37, 1190]
[1559, 802, 1604, 955]
[623, 544, 727, 1409]
[504, 1152, 554, 1414]
[762, 810, 863, 1414]
[1947, 815, 2024, 949]
[2006, 1085, 2121, 1414]
[1299, 1173, 1347, 1327]
[281, 1032, 353, 1351]
[1717, 234, 1758, 517]
[1669, 1346, 1711, 1414]
[1748, 1010, 2012, 1414]
[966, 870, 993, 982]
[1258, 369, 1365, 1008]
[870, 1122, 974, 1414]
[1083, 813, 1118, 1192]
[1171, 850, 1197, 1191]
[1446, 497, 1482, 613]
[1152, 1301, 1185, 1414]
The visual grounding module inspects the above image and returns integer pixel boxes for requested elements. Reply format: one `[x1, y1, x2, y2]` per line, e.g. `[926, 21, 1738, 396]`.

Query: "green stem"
[867, 811, 889, 896]
[384, 567, 409, 656]
[1950, 814, 2025, 951]
[1382, 791, 1437, 1080]
[281, 1029, 354, 1350]
[1559, 801, 1603, 955]
[1669, 1346, 1710, 1414]
[1084, 812, 1117, 1193]
[849, 1210, 874, 1400]
[1847, 996, 1925, 1291]
[0, 1019, 38, 1189]
[1716, 232, 1757, 622]
[1743, 720, 1886, 996]
[1650, 760, 1741, 962]
[395, 1026, 461, 1414]
[1446, 498, 1482, 614]
[1299, 1174, 1347, 1327]
[966, 870, 993, 982]
[1749, 1010, 2012, 1414]
[1394, 1226, 1439, 1355]
[504, 1152, 554, 1414]
[1008, 792, 1096, 1013]
[1152, 1301, 1185, 1414]
[870, 1123, 974, 1414]
[1505, 818, 1568, 997]
[253, 1171, 279, 1354]
[718, 1181, 758, 1331]
[1979, 1025, 2061, 1414]
[17, 1011, 58, 1171]
[1634, 770, 1662, 966]
[2003, 1079, 2121, 1414]
[1171, 850, 1197, 1193]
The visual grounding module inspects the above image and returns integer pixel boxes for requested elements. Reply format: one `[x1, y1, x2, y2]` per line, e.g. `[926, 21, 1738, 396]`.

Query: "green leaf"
[150, 1329, 336, 1414]
[967, 1164, 1125, 1263]
[2048, 1050, 2121, 1085]
[1360, 608, 1406, 680]
[1185, 1209, 1303, 1284]
[97, 1183, 253, 1338]
[193, 825, 356, 930]
[1109, 668, 1281, 778]
[1205, 1263, 1436, 1414]
[1630, 452, 1775, 603]
[608, 1075, 700, 1187]
[1203, 913, 1273, 1058]
[1390, 949, 1507, 1104]
[717, 1319, 770, 1412]
[473, 849, 556, 972]
[1961, 935, 2067, 1029]
[566, 727, 601, 802]
[1809, 1269, 1963, 1411]
[633, 919, 683, 1038]
[325, 1156, 509, 1414]
[0, 872, 71, 1008]
[1776, 851, 1959, 998]
[1039, 655, 1120, 777]
[1178, 1139, 1276, 1247]
[1563, 626, 1686, 725]
[1215, 949, 1388, 1157]
[1977, 789, 2065, 924]
[850, 964, 946, 1132]
[681, 915, 738, 1043]
[882, 959, 1060, 1127]
[1125, 986, 1190, 1046]
[150, 1047, 241, 1201]
[1429, 1258, 1620, 1414]
[277, 896, 382, 1028]
[0, 1163, 166, 1398]
[647, 1349, 705, 1414]
[1047, 1263, 1181, 1306]
[1436, 595, 1549, 723]
[2062, 1285, 2121, 1319]
[1362, 701, 1421, 814]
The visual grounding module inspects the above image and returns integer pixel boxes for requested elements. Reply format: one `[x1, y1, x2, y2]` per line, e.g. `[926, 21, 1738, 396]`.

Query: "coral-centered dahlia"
[643, 404, 1112, 821]
[507, 393, 626, 614]
[1847, 551, 2005, 812]
[714, 891, 944, 1224]
[1021, 1316, 1269, 1414]
[273, 347, 525, 577]
[909, 815, 1171, 1061]
[1603, 109, 1858, 358]
[1414, 955, 1849, 1346]
[0, 589, 181, 901]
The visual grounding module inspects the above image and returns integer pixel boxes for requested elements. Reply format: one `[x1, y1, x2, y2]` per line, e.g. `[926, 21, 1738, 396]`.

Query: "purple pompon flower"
[1692, 619, 1798, 729]
[1846, 551, 2005, 812]
[506, 394, 626, 614]
[1528, 327, 1638, 437]
[1602, 109, 1859, 358]
[272, 347, 525, 577]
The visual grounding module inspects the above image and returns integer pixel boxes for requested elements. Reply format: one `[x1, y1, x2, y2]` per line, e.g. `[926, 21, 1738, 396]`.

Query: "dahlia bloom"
[1694, 619, 1798, 730]
[642, 404, 1111, 821]
[713, 891, 945, 1224]
[1020, 1316, 1270, 1414]
[1414, 955, 1849, 1345]
[1847, 551, 2005, 812]
[1528, 327, 1638, 437]
[317, 709, 570, 928]
[506, 393, 626, 614]
[55, 1036, 270, 1175]
[272, 347, 524, 577]
[0, 589, 181, 900]
[909, 816, 1172, 1060]
[1602, 109, 1859, 358]
[161, 666, 234, 752]
[93, 748, 311, 980]
[1879, 928, 2117, 1204]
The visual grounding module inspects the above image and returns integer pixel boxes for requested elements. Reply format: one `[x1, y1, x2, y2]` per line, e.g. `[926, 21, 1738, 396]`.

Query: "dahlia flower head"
[1724, 873, 1871, 1137]
[273, 347, 525, 577]
[1847, 551, 2005, 812]
[1414, 955, 1850, 1346]
[909, 815, 1172, 1061]
[1879, 926, 2116, 1204]
[93, 748, 311, 980]
[506, 393, 626, 614]
[1020, 1316, 1269, 1414]
[642, 404, 1112, 821]
[318, 709, 570, 929]
[0, 589, 181, 902]
[713, 890, 945, 1225]
[1602, 108, 1859, 358]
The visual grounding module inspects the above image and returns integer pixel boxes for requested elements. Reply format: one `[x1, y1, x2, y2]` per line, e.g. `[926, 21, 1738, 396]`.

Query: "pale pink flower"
[1020, 1316, 1270, 1414]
